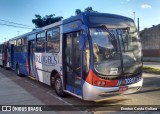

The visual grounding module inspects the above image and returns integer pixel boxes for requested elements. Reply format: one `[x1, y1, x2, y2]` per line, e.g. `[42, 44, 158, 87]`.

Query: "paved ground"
[0, 68, 84, 114]
[0, 67, 160, 114]
[143, 62, 160, 69]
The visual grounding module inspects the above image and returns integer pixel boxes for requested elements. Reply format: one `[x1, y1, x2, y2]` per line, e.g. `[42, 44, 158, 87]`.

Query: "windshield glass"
[90, 26, 142, 75]
[117, 29, 142, 74]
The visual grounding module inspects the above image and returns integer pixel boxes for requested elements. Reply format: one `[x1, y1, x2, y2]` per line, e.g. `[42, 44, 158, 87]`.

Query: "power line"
[0, 19, 34, 28]
[0, 23, 33, 29]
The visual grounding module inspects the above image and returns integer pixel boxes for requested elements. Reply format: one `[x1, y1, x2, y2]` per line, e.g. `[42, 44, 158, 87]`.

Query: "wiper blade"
[101, 25, 115, 40]
[101, 25, 118, 52]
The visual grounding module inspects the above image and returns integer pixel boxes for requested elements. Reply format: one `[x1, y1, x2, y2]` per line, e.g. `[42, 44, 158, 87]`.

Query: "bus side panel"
[14, 52, 28, 76]
[34, 53, 62, 85]
[7, 44, 13, 68]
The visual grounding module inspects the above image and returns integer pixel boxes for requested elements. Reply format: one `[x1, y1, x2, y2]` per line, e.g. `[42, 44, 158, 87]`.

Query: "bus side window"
[47, 28, 60, 53]
[36, 32, 45, 52]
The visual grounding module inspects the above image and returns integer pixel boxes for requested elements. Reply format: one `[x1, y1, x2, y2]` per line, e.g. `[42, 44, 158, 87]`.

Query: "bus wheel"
[54, 76, 66, 97]
[16, 64, 21, 76]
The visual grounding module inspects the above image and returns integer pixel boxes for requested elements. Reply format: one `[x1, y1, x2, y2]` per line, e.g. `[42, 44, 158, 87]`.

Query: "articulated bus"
[2, 12, 143, 101]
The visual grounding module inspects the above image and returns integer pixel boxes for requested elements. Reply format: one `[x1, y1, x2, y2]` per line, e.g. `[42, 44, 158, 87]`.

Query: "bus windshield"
[90, 25, 142, 76]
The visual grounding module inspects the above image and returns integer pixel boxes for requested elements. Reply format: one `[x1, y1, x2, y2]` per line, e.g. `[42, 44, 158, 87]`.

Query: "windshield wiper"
[101, 25, 118, 52]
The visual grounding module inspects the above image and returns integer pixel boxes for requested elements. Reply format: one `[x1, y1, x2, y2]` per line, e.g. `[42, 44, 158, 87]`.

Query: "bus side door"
[63, 31, 82, 96]
[28, 40, 36, 78]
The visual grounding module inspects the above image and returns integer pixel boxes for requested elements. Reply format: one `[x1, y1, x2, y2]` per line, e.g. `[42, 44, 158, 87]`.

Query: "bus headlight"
[97, 81, 106, 86]
[101, 81, 106, 86]
[97, 81, 101, 86]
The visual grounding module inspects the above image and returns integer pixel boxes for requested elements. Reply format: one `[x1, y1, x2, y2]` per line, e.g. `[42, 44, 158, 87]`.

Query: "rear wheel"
[54, 76, 66, 97]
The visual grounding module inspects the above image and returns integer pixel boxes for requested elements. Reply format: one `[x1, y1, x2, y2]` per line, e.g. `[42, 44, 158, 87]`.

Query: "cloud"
[141, 4, 152, 9]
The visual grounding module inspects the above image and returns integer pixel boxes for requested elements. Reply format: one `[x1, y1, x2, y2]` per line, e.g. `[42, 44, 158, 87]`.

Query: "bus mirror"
[79, 34, 86, 51]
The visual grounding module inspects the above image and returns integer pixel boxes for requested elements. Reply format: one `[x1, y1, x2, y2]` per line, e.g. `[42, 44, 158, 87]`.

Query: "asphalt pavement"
[0, 68, 85, 114]
[0, 67, 160, 114]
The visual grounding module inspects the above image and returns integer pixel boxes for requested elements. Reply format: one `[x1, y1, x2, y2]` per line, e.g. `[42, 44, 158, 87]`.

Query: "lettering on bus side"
[35, 55, 58, 66]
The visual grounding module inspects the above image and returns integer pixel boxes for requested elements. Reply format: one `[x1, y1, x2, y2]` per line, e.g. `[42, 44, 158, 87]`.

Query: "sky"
[0, 0, 159, 43]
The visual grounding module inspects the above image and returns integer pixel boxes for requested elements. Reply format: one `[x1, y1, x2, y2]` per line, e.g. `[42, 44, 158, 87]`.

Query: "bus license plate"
[119, 86, 128, 91]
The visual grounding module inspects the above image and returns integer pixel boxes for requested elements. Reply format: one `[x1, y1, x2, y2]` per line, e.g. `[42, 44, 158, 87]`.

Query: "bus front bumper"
[82, 78, 143, 101]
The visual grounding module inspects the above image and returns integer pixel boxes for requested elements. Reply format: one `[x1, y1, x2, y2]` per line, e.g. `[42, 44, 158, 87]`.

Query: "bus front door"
[64, 32, 82, 96]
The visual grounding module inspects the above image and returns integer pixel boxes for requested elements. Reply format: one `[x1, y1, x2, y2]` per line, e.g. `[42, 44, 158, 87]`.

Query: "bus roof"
[9, 12, 133, 41]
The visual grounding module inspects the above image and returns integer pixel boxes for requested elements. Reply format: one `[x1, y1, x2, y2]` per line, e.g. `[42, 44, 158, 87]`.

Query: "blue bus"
[4, 12, 143, 101]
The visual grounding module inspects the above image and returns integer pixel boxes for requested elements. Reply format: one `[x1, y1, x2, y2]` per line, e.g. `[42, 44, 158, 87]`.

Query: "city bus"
[8, 29, 42, 75]
[7, 12, 143, 101]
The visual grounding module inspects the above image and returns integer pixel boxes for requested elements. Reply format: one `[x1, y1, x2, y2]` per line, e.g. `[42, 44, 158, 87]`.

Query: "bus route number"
[125, 77, 136, 84]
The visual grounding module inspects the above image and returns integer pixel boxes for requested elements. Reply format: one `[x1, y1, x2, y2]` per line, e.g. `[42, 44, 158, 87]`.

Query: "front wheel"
[54, 76, 66, 97]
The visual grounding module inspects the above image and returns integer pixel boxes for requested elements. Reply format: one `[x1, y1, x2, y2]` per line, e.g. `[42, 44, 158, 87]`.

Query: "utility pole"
[4, 38, 6, 42]
[133, 12, 135, 22]
[137, 18, 140, 32]
[17, 31, 20, 36]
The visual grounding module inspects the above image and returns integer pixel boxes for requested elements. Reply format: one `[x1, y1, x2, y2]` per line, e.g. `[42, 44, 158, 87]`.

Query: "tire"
[16, 64, 21, 76]
[54, 76, 66, 97]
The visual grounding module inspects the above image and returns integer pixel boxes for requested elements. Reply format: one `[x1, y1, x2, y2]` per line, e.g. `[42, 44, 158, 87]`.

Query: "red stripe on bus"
[86, 70, 118, 87]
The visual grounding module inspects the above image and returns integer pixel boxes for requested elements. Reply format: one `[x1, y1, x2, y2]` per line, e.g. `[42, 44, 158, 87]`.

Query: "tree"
[75, 7, 97, 15]
[84, 7, 94, 12]
[32, 14, 63, 28]
[75, 9, 82, 15]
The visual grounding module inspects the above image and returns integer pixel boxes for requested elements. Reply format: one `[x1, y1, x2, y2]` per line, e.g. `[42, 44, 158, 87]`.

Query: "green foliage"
[75, 7, 98, 15]
[75, 9, 82, 15]
[32, 14, 63, 28]
[32, 7, 97, 28]
[143, 66, 160, 74]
